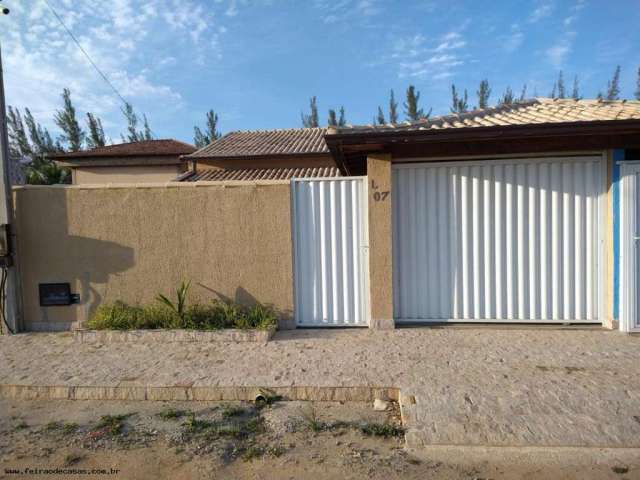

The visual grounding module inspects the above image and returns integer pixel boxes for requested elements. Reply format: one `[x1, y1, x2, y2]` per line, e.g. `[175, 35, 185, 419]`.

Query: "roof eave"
[54, 155, 187, 168]
[325, 119, 640, 147]
[185, 151, 332, 161]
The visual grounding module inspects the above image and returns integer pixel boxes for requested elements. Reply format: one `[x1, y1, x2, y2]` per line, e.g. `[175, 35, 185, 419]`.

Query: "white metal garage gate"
[292, 177, 369, 327]
[393, 156, 605, 323]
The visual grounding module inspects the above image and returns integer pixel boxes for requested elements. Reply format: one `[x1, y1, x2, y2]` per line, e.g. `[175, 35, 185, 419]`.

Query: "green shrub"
[137, 305, 181, 329]
[156, 280, 191, 318]
[87, 302, 143, 330]
[87, 290, 278, 331]
[183, 303, 228, 330]
[244, 303, 278, 330]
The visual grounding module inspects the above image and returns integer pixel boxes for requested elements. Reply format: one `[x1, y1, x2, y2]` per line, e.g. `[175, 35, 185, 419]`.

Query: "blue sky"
[3, 0, 640, 145]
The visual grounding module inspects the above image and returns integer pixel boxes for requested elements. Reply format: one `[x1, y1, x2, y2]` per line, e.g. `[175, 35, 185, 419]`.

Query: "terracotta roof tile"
[179, 166, 340, 182]
[334, 98, 640, 134]
[188, 128, 329, 159]
[49, 139, 196, 159]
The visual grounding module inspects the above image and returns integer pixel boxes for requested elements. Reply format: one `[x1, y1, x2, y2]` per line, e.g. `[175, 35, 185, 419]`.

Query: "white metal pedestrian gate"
[292, 177, 369, 326]
[393, 156, 605, 323]
[620, 162, 640, 332]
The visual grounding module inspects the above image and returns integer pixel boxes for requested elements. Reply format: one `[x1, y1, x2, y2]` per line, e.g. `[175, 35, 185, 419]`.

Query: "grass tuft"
[63, 453, 84, 466]
[221, 404, 249, 418]
[157, 408, 188, 420]
[358, 422, 404, 438]
[93, 414, 133, 436]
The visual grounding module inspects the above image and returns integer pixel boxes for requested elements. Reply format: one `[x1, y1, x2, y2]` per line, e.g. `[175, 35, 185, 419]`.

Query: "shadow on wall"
[69, 235, 135, 321]
[34, 235, 134, 330]
[197, 283, 294, 327]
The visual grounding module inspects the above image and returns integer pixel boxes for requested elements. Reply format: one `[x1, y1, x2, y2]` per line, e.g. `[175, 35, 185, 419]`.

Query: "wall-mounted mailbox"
[39, 283, 79, 306]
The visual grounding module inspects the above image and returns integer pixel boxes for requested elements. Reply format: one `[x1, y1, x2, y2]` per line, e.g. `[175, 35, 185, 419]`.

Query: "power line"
[43, 0, 128, 106]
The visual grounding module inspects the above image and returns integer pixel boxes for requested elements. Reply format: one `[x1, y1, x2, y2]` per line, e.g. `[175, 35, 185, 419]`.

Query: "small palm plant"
[156, 280, 191, 318]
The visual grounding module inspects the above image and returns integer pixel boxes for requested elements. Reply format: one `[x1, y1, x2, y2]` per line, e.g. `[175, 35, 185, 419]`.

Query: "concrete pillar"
[367, 153, 394, 330]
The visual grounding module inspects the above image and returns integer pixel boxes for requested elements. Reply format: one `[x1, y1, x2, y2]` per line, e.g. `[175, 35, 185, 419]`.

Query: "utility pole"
[0, 2, 21, 333]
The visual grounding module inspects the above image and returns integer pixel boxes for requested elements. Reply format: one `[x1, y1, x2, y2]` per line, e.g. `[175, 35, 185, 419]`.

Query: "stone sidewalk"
[0, 328, 639, 448]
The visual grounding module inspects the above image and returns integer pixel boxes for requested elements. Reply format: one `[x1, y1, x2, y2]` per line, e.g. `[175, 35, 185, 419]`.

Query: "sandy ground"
[1, 399, 639, 480]
[2, 329, 639, 448]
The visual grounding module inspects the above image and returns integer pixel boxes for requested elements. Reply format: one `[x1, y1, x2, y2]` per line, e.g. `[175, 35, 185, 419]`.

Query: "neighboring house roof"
[188, 128, 330, 159]
[333, 98, 640, 134]
[179, 166, 340, 182]
[50, 139, 196, 161]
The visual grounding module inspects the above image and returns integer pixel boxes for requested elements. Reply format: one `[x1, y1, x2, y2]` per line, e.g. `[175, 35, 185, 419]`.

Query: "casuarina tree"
[571, 75, 581, 100]
[54, 88, 84, 151]
[389, 89, 399, 123]
[498, 86, 515, 106]
[477, 79, 491, 109]
[194, 110, 221, 147]
[301, 96, 319, 128]
[121, 102, 154, 142]
[86, 113, 106, 149]
[450, 84, 469, 113]
[606, 65, 621, 100]
[7, 106, 67, 184]
[550, 71, 566, 99]
[404, 85, 431, 121]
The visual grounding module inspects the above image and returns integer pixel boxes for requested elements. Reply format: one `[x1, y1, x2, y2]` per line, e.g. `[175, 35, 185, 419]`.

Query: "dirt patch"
[1, 398, 639, 479]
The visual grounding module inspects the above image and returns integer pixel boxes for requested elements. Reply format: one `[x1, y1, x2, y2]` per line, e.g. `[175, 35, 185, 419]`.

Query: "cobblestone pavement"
[0, 328, 639, 447]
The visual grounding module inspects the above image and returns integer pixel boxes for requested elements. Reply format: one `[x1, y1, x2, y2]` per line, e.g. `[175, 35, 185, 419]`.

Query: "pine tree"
[301, 96, 319, 128]
[121, 102, 153, 142]
[389, 89, 398, 123]
[450, 85, 469, 114]
[328, 106, 346, 127]
[376, 106, 385, 125]
[328, 109, 337, 126]
[606, 65, 621, 100]
[54, 88, 84, 151]
[142, 115, 153, 141]
[404, 85, 430, 121]
[7, 106, 67, 184]
[6, 107, 31, 157]
[193, 110, 221, 148]
[571, 75, 581, 100]
[25, 109, 58, 154]
[122, 102, 139, 142]
[498, 87, 515, 106]
[85, 113, 106, 149]
[635, 67, 640, 100]
[477, 79, 491, 109]
[556, 71, 566, 99]
[519, 84, 527, 102]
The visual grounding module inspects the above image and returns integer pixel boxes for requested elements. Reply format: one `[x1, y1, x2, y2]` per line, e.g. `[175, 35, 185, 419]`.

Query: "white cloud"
[3, 0, 229, 141]
[501, 23, 524, 52]
[226, 0, 239, 17]
[392, 31, 468, 80]
[546, 31, 576, 66]
[313, 0, 382, 24]
[529, 3, 553, 23]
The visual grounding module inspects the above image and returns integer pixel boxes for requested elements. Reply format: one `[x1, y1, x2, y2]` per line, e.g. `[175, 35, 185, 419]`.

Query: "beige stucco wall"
[13, 183, 294, 331]
[73, 165, 183, 184]
[367, 154, 394, 329]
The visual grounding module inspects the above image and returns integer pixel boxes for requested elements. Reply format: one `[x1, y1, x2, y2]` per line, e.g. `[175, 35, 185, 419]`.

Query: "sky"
[2, 0, 640, 146]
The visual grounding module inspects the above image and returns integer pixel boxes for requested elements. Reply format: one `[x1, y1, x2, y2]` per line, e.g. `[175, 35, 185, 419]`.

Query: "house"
[50, 139, 196, 184]
[12, 98, 640, 334]
[321, 98, 640, 332]
[178, 127, 341, 181]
